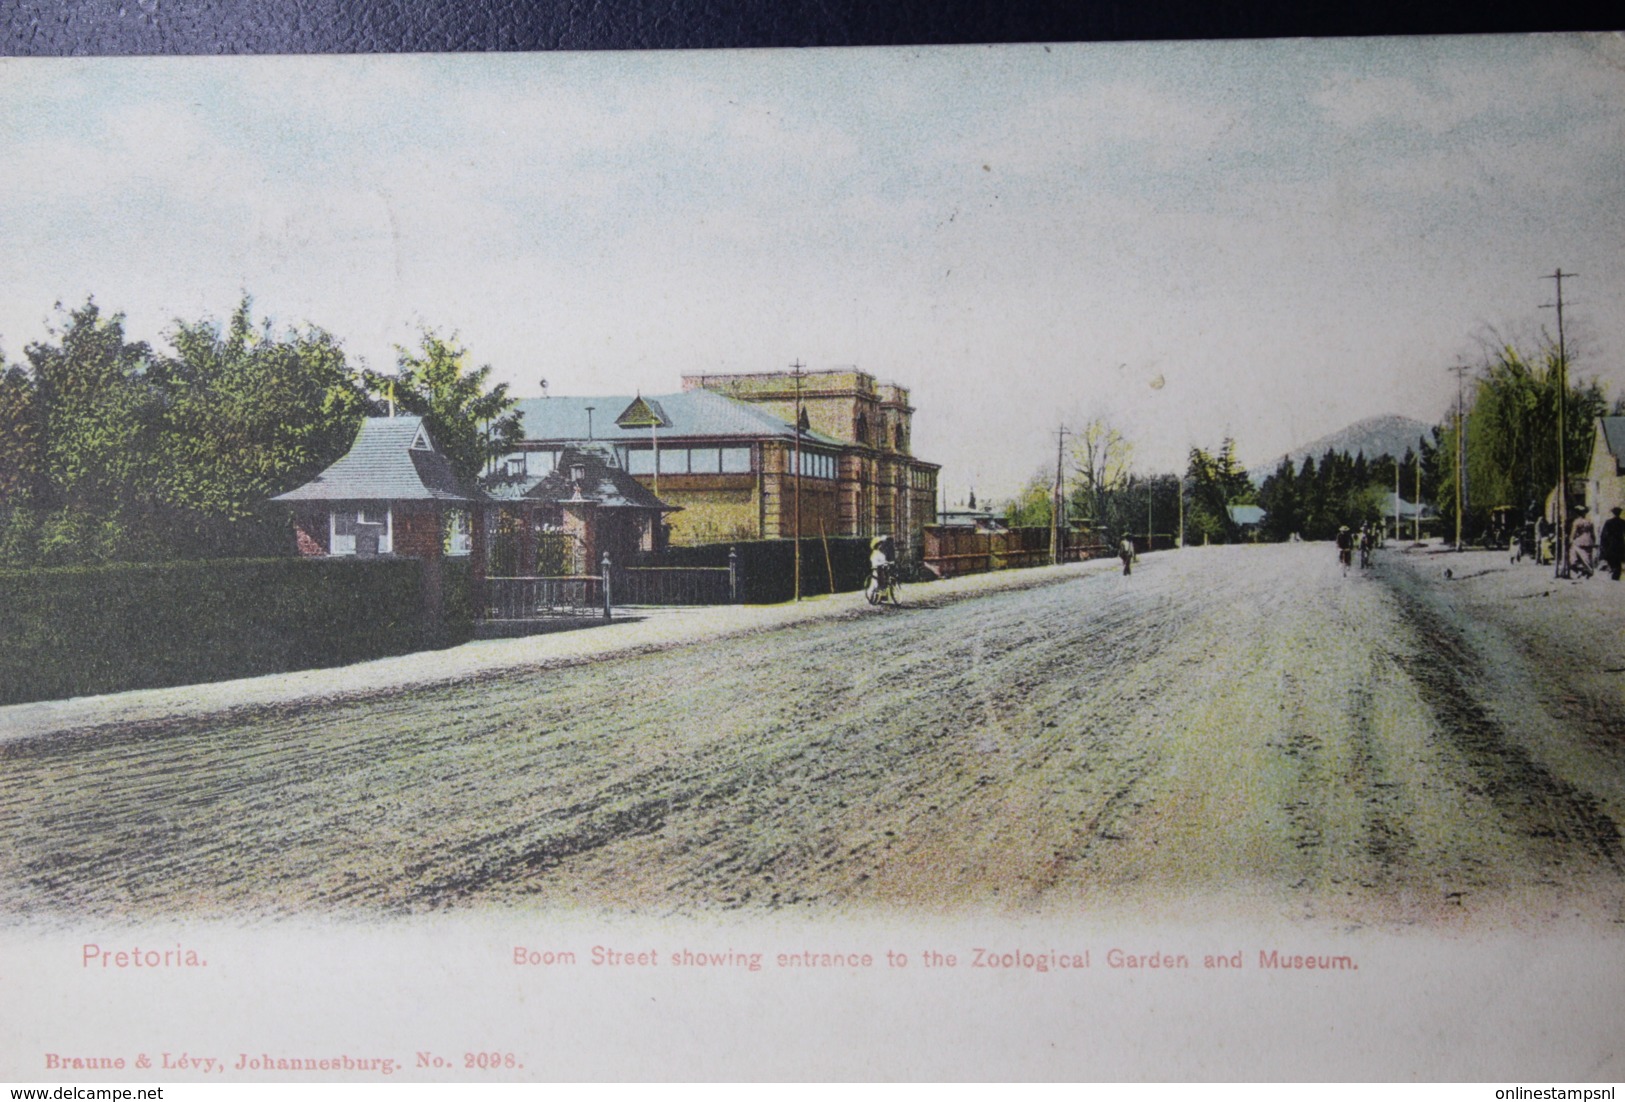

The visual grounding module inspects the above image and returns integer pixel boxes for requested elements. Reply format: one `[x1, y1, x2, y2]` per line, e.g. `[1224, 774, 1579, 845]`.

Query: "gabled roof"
[1598, 417, 1625, 469]
[1227, 504, 1267, 526]
[614, 395, 670, 429]
[272, 417, 485, 504]
[514, 444, 675, 511]
[512, 390, 845, 448]
[1380, 492, 1437, 520]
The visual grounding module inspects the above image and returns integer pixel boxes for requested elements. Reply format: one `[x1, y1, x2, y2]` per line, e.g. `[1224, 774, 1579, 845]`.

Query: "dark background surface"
[1, 0, 1614, 56]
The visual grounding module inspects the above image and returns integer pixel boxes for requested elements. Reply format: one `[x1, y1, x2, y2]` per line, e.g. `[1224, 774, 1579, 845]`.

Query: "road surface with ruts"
[4, 542, 1623, 926]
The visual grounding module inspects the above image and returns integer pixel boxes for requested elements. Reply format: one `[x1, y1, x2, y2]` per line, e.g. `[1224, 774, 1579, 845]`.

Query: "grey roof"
[494, 444, 674, 511]
[1227, 504, 1267, 526]
[512, 390, 845, 449]
[1380, 492, 1436, 519]
[272, 417, 485, 504]
[1599, 417, 1625, 468]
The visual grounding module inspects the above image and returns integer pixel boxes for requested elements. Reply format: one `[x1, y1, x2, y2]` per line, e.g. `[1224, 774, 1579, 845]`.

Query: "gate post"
[728, 546, 738, 603]
[601, 551, 612, 619]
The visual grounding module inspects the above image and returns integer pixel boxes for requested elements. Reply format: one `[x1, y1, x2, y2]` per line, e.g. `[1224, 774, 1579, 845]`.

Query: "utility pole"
[1414, 459, 1421, 545]
[1543, 269, 1577, 579]
[1177, 475, 1184, 548]
[791, 360, 806, 601]
[1447, 363, 1471, 551]
[1394, 460, 1400, 543]
[1050, 425, 1071, 565]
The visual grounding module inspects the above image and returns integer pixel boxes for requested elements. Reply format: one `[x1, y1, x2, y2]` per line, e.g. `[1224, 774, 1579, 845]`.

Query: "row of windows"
[620, 446, 754, 476]
[495, 445, 915, 485]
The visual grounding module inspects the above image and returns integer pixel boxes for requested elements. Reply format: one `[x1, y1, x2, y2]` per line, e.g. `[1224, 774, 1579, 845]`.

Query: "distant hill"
[1252, 415, 1437, 481]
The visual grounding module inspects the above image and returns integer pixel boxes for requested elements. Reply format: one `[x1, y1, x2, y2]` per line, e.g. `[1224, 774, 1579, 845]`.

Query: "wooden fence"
[922, 525, 1102, 579]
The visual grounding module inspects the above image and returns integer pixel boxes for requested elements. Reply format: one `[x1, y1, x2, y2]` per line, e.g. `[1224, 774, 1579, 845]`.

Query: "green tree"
[1184, 438, 1254, 543]
[151, 297, 370, 555]
[0, 354, 42, 508]
[1068, 419, 1133, 532]
[1435, 344, 1605, 539]
[367, 331, 521, 484]
[1004, 469, 1054, 528]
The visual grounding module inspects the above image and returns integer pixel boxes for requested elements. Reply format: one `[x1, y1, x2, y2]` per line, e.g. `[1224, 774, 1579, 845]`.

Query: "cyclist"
[866, 535, 893, 603]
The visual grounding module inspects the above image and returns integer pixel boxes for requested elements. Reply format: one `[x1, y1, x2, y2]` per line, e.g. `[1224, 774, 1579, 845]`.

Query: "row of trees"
[0, 297, 521, 568]
[1004, 335, 1615, 546]
[1434, 344, 1611, 537]
[1004, 423, 1257, 545]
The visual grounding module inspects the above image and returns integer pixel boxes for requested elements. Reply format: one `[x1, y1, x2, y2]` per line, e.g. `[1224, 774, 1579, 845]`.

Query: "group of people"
[1566, 505, 1625, 581]
[1334, 523, 1377, 575]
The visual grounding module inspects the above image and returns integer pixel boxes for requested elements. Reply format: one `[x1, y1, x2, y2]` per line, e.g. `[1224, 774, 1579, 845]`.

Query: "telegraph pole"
[1447, 363, 1471, 551]
[1543, 269, 1577, 579]
[1050, 425, 1071, 565]
[1414, 459, 1421, 545]
[791, 360, 806, 601]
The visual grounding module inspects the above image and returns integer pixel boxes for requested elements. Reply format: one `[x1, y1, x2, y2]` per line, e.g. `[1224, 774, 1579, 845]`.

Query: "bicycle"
[865, 562, 902, 606]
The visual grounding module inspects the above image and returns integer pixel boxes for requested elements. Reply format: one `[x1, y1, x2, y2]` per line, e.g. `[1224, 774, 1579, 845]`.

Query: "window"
[722, 447, 751, 473]
[796, 450, 836, 480]
[331, 507, 392, 556]
[443, 509, 472, 556]
[690, 448, 720, 474]
[626, 448, 655, 475]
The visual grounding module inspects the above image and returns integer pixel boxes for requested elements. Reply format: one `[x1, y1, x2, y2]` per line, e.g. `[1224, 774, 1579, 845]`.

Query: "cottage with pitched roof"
[272, 416, 486, 561]
[482, 442, 676, 576]
[1584, 415, 1625, 518]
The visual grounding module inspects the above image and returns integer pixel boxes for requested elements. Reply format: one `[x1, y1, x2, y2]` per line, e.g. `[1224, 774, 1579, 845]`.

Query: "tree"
[0, 355, 42, 509]
[367, 331, 521, 484]
[1184, 438, 1254, 543]
[1004, 468, 1054, 528]
[1069, 419, 1133, 532]
[150, 297, 370, 555]
[3, 296, 372, 565]
[1435, 342, 1605, 538]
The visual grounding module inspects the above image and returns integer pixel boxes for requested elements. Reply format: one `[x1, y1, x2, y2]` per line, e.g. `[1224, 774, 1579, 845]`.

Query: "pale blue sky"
[3, 36, 1623, 500]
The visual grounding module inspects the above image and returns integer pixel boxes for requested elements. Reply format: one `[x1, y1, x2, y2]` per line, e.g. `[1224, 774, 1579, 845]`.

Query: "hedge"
[0, 556, 471, 706]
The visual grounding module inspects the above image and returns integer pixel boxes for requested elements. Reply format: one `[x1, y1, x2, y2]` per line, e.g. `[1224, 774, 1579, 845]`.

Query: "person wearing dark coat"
[1600, 506, 1625, 582]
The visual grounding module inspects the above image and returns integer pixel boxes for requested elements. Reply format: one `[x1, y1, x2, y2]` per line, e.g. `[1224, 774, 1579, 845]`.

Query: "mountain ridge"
[1252, 414, 1437, 481]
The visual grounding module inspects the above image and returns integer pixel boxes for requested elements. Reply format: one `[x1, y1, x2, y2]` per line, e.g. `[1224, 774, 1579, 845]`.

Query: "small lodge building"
[505, 369, 941, 553]
[481, 442, 674, 576]
[273, 416, 485, 562]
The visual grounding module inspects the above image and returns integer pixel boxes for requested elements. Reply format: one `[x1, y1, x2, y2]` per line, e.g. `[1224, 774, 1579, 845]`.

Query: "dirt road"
[3, 543, 1623, 926]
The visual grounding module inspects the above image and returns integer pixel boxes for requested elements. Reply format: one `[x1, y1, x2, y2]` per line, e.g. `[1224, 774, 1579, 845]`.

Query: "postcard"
[2, 35, 1624, 1081]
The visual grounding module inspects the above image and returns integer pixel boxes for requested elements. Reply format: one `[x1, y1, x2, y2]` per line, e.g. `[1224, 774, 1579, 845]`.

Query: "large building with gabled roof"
[501, 370, 940, 551]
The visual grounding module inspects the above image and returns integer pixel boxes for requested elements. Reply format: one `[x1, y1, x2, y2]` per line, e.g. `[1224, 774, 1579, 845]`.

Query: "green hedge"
[0, 557, 470, 706]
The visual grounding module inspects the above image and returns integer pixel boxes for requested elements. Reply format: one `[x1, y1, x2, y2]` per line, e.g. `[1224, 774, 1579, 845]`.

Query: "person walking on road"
[1335, 525, 1354, 576]
[1569, 506, 1597, 578]
[1119, 535, 1135, 576]
[1600, 506, 1625, 582]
